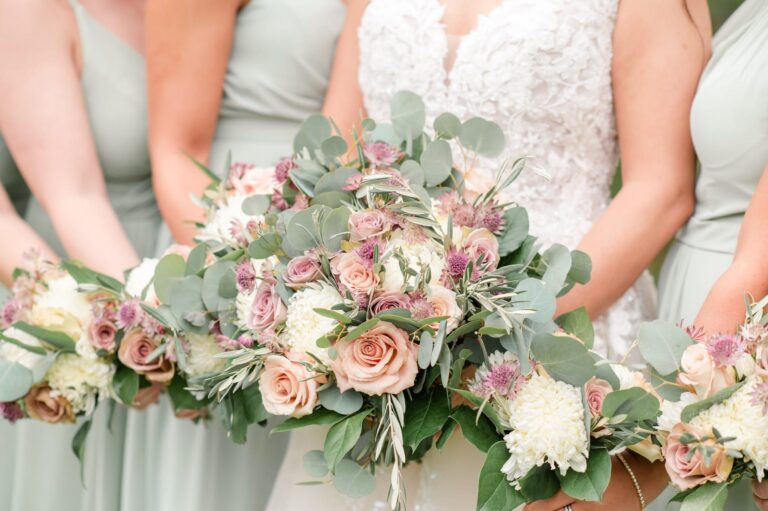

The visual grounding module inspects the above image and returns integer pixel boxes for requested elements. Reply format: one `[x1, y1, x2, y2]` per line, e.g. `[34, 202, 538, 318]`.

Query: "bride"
[329, 0, 709, 509]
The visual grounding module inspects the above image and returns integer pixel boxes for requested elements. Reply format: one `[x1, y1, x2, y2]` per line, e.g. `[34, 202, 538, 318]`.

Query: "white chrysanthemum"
[657, 392, 697, 433]
[501, 373, 589, 486]
[690, 377, 768, 477]
[282, 282, 343, 363]
[235, 289, 257, 331]
[45, 353, 114, 415]
[381, 231, 445, 293]
[0, 327, 48, 372]
[30, 275, 92, 343]
[125, 258, 159, 298]
[199, 195, 263, 246]
[184, 333, 228, 379]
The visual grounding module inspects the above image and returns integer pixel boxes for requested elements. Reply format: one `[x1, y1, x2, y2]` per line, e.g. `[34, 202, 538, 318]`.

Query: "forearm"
[47, 193, 138, 278]
[557, 180, 693, 318]
[0, 212, 57, 286]
[695, 262, 768, 334]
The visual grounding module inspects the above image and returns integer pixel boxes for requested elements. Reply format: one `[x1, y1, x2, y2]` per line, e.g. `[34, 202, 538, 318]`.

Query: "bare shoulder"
[0, 0, 76, 55]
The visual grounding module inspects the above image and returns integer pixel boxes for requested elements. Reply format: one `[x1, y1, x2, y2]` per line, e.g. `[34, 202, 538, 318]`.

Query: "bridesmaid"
[123, 1, 358, 510]
[656, 1, 768, 510]
[0, 0, 161, 509]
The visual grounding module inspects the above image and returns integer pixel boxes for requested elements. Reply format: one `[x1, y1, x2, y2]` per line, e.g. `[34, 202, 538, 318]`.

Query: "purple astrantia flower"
[342, 174, 363, 192]
[1, 299, 20, 328]
[408, 293, 435, 322]
[117, 300, 144, 329]
[0, 402, 24, 423]
[706, 334, 746, 367]
[274, 158, 297, 183]
[479, 208, 504, 233]
[678, 322, 707, 343]
[468, 351, 523, 399]
[235, 260, 258, 294]
[452, 204, 476, 228]
[363, 142, 399, 166]
[355, 239, 385, 266]
[445, 249, 470, 280]
[751, 381, 768, 415]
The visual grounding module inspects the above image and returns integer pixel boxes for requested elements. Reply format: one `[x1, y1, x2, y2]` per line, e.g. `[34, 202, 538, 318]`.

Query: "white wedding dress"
[356, 0, 657, 509]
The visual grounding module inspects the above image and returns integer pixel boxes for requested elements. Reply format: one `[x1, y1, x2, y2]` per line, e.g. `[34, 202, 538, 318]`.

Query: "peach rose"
[349, 209, 391, 242]
[585, 377, 613, 417]
[426, 285, 462, 332]
[462, 228, 500, 272]
[332, 252, 380, 297]
[283, 255, 322, 288]
[630, 437, 663, 463]
[259, 353, 321, 417]
[24, 383, 75, 424]
[89, 317, 118, 352]
[664, 423, 733, 490]
[333, 321, 418, 395]
[229, 165, 278, 196]
[248, 280, 287, 332]
[118, 329, 175, 383]
[131, 383, 163, 411]
[678, 344, 736, 397]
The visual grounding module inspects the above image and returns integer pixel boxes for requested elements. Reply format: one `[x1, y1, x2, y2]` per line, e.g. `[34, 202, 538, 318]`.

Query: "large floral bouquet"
[141, 91, 595, 507]
[639, 297, 768, 510]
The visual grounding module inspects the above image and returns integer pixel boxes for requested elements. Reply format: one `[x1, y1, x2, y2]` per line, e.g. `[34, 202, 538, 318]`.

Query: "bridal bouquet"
[143, 91, 593, 508]
[639, 297, 768, 510]
[469, 332, 663, 511]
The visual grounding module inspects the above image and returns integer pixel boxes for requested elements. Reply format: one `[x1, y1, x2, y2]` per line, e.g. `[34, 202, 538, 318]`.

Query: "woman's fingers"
[523, 491, 575, 511]
[755, 481, 768, 500]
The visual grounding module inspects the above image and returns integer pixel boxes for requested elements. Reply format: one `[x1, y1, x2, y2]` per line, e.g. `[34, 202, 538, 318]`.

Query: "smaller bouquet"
[639, 296, 768, 510]
[470, 331, 662, 511]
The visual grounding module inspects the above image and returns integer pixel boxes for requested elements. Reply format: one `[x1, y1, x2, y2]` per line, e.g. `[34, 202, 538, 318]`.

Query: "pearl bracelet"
[617, 453, 646, 509]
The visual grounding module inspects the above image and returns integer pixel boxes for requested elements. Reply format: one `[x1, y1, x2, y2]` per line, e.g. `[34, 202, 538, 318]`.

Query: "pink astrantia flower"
[408, 293, 435, 322]
[479, 208, 504, 233]
[1, 299, 20, 328]
[342, 174, 364, 191]
[235, 260, 258, 294]
[741, 324, 768, 350]
[363, 142, 399, 166]
[679, 323, 707, 343]
[444, 249, 470, 280]
[468, 351, 522, 399]
[274, 158, 297, 183]
[0, 402, 24, 423]
[117, 300, 144, 330]
[751, 381, 768, 415]
[706, 334, 746, 367]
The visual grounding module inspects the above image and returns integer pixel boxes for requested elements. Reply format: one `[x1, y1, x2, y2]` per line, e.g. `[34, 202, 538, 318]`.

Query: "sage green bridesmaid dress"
[5, 1, 161, 510]
[654, 1, 768, 509]
[120, 2, 346, 511]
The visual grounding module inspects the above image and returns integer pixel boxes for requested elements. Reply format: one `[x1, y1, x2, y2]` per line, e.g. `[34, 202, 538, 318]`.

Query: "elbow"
[667, 185, 695, 229]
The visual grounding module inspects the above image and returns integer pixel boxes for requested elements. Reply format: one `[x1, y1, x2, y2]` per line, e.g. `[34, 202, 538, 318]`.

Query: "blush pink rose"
[118, 329, 175, 383]
[664, 423, 734, 490]
[678, 343, 736, 397]
[349, 209, 391, 242]
[584, 377, 613, 417]
[259, 353, 322, 417]
[462, 228, 500, 272]
[369, 292, 411, 316]
[332, 321, 418, 395]
[89, 317, 118, 352]
[332, 252, 380, 297]
[283, 255, 322, 289]
[426, 285, 462, 332]
[248, 280, 287, 332]
[230, 165, 278, 196]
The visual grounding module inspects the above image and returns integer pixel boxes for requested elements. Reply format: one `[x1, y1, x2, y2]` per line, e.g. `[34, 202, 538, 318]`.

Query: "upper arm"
[0, 0, 108, 208]
[146, 0, 244, 163]
[613, 0, 710, 190]
[322, 0, 369, 143]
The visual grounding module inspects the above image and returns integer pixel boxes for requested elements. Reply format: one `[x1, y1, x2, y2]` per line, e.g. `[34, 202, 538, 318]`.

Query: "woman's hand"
[524, 454, 669, 511]
[754, 481, 768, 511]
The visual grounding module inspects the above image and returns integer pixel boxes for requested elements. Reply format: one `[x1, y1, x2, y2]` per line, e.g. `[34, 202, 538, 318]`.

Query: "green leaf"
[314, 167, 360, 195]
[303, 450, 329, 478]
[498, 207, 529, 256]
[567, 250, 592, 285]
[293, 114, 332, 153]
[400, 160, 425, 187]
[542, 243, 572, 294]
[332, 459, 376, 498]
[62, 260, 123, 293]
[601, 387, 660, 422]
[459, 118, 506, 158]
[242, 195, 271, 216]
[519, 464, 560, 502]
[556, 307, 595, 349]
[530, 333, 596, 386]
[451, 405, 499, 453]
[367, 123, 404, 146]
[72, 419, 92, 483]
[201, 261, 236, 312]
[167, 374, 206, 411]
[324, 409, 372, 470]
[559, 448, 611, 501]
[313, 308, 352, 325]
[321, 136, 348, 158]
[248, 233, 282, 259]
[186, 153, 221, 184]
[286, 205, 327, 252]
[311, 191, 352, 208]
[243, 383, 269, 424]
[272, 408, 345, 433]
[418, 330, 434, 369]
[169, 275, 205, 320]
[434, 112, 462, 139]
[318, 385, 364, 415]
[681, 381, 746, 423]
[321, 206, 351, 252]
[638, 320, 694, 376]
[185, 244, 208, 276]
[0, 332, 47, 355]
[515, 279, 556, 323]
[476, 442, 526, 511]
[0, 359, 33, 402]
[112, 365, 139, 405]
[450, 389, 505, 432]
[420, 140, 453, 186]
[12, 321, 76, 353]
[153, 254, 186, 304]
[390, 90, 426, 139]
[344, 318, 381, 341]
[680, 482, 729, 511]
[402, 390, 451, 450]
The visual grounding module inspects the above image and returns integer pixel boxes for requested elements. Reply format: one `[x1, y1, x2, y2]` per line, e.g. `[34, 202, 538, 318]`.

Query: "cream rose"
[426, 285, 462, 332]
[664, 423, 734, 490]
[333, 321, 418, 395]
[259, 352, 321, 417]
[118, 329, 175, 383]
[24, 383, 75, 424]
[332, 252, 380, 297]
[678, 344, 736, 397]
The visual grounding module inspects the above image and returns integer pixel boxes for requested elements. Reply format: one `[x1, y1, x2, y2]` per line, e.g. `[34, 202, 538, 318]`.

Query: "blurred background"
[711, 0, 744, 29]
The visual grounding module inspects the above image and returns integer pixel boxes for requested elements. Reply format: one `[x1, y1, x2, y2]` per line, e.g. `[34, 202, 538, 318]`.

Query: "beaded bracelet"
[617, 453, 646, 509]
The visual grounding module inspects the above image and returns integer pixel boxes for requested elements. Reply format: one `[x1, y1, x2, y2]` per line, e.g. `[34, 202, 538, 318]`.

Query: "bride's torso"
[359, 0, 620, 249]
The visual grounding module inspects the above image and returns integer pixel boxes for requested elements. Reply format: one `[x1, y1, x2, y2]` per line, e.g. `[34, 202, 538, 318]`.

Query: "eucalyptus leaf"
[201, 261, 236, 312]
[559, 449, 611, 501]
[568, 250, 592, 285]
[318, 385, 364, 415]
[286, 205, 328, 253]
[321, 206, 351, 252]
[530, 333, 596, 386]
[153, 254, 186, 304]
[321, 136, 348, 159]
[476, 442, 526, 511]
[72, 419, 92, 482]
[314, 167, 360, 195]
[497, 207, 529, 256]
[0, 359, 33, 402]
[332, 459, 376, 499]
[542, 244, 572, 294]
[638, 320, 693, 376]
[601, 387, 660, 422]
[400, 160, 425, 187]
[514, 278, 556, 322]
[681, 381, 746, 423]
[459, 118, 505, 158]
[555, 307, 594, 349]
[434, 112, 462, 139]
[420, 140, 453, 186]
[303, 450, 329, 478]
[311, 191, 353, 208]
[293, 114, 332, 153]
[390, 90, 426, 139]
[185, 244, 208, 276]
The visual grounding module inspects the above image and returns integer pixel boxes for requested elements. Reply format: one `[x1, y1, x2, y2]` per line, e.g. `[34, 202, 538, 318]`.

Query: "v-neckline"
[433, 0, 508, 81]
